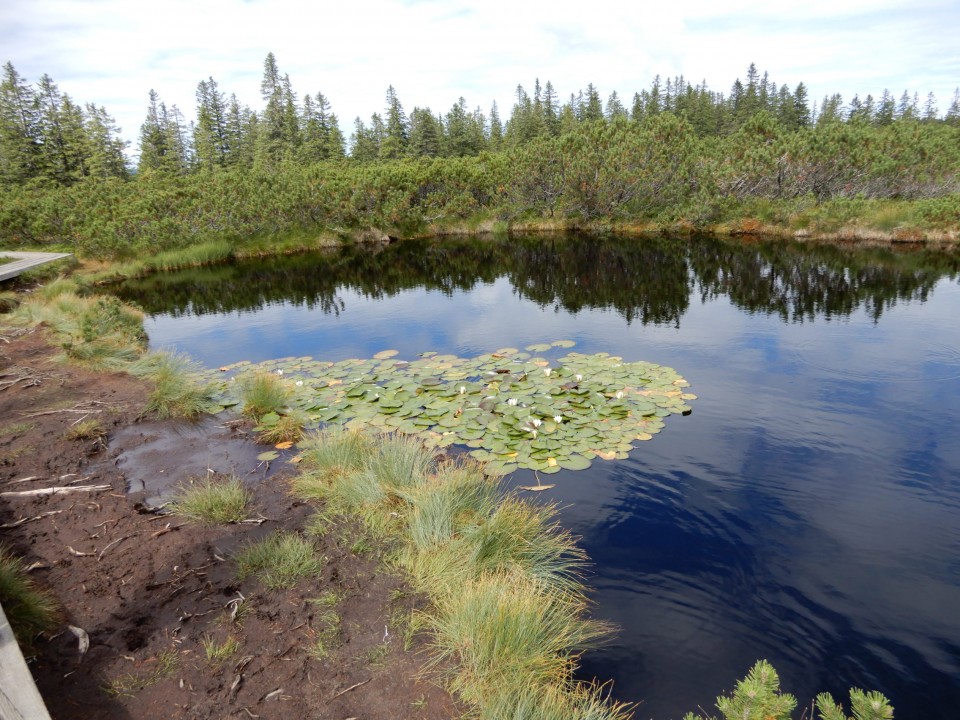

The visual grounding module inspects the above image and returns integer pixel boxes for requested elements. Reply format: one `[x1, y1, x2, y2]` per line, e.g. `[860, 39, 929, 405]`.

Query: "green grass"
[9, 283, 147, 370]
[291, 431, 625, 718]
[171, 476, 251, 525]
[106, 648, 179, 697]
[308, 608, 342, 660]
[427, 573, 609, 707]
[236, 370, 290, 420]
[201, 633, 240, 666]
[0, 421, 35, 437]
[0, 546, 59, 646]
[130, 351, 218, 419]
[255, 409, 309, 444]
[234, 531, 324, 590]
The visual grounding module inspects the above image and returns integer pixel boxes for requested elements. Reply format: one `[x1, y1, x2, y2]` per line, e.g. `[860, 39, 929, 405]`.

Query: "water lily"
[554, 414, 563, 424]
[276, 369, 283, 376]
[543, 368, 552, 377]
[529, 418, 542, 428]
[295, 380, 304, 387]
[459, 385, 466, 395]
[615, 390, 624, 399]
[575, 374, 583, 382]
[507, 398, 518, 406]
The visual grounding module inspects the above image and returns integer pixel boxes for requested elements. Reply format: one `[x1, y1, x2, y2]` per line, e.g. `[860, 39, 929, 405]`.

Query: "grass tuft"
[171, 476, 251, 525]
[201, 633, 240, 666]
[256, 409, 309, 444]
[236, 370, 290, 420]
[427, 573, 609, 707]
[64, 418, 106, 441]
[234, 531, 324, 590]
[289, 431, 623, 718]
[131, 351, 218, 419]
[0, 546, 59, 646]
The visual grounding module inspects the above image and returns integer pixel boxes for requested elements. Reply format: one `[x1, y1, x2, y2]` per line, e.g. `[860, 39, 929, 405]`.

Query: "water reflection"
[114, 234, 960, 718]
[115, 234, 959, 326]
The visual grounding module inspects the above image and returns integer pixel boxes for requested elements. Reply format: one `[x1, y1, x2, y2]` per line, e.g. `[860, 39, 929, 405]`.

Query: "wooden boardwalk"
[0, 252, 73, 282]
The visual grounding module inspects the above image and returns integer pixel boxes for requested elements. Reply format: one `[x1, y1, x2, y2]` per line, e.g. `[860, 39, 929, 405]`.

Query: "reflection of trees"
[113, 235, 959, 326]
[690, 237, 960, 322]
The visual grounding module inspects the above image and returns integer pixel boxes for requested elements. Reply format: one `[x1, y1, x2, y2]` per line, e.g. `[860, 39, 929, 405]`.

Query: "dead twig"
[1, 484, 111, 498]
[98, 534, 135, 561]
[0, 509, 63, 528]
[332, 678, 370, 699]
[66, 546, 95, 557]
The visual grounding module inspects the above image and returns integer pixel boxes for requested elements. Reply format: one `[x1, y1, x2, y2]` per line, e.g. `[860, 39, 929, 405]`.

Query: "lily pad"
[203, 347, 694, 476]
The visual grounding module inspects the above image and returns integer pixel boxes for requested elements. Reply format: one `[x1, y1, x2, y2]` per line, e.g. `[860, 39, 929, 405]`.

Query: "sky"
[2, 0, 958, 155]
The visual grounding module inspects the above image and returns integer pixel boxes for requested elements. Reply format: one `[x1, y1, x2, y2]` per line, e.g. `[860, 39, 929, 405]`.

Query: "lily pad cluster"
[206, 341, 695, 475]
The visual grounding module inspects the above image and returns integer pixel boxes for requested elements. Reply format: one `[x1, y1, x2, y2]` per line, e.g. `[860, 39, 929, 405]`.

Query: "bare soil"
[0, 326, 458, 719]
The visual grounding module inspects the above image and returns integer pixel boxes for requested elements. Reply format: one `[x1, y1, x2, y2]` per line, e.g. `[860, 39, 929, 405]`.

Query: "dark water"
[116, 234, 960, 718]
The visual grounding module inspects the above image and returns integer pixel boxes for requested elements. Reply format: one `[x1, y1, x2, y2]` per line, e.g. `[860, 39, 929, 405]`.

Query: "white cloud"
[2, 0, 957, 153]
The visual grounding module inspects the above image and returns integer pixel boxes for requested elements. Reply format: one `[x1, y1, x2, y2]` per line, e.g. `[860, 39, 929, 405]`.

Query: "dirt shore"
[0, 326, 457, 719]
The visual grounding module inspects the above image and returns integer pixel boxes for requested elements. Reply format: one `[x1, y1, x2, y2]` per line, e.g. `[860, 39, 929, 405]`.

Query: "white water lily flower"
[554, 415, 563, 424]
[575, 374, 583, 382]
[507, 398, 518, 406]
[295, 380, 304, 387]
[615, 391, 624, 399]
[276, 369, 283, 376]
[460, 386, 466, 395]
[543, 368, 552, 377]
[529, 418, 542, 427]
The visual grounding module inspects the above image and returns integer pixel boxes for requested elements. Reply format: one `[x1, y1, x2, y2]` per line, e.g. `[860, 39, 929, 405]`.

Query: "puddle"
[108, 416, 290, 505]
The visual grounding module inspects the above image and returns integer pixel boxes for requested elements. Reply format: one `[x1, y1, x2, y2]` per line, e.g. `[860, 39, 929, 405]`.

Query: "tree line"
[1, 55, 958, 257]
[3, 55, 959, 185]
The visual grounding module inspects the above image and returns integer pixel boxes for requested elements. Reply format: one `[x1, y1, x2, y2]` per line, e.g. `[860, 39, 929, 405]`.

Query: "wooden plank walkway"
[0, 601, 53, 719]
[0, 252, 73, 282]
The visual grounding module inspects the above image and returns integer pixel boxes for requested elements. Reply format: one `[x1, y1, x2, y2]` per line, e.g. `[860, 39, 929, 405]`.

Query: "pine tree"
[945, 88, 960, 126]
[488, 100, 503, 150]
[137, 89, 170, 172]
[582, 83, 603, 121]
[606, 91, 627, 119]
[381, 85, 408, 159]
[83, 103, 128, 178]
[443, 97, 484, 157]
[407, 106, 442, 157]
[542, 81, 560, 135]
[194, 76, 229, 169]
[0, 61, 41, 184]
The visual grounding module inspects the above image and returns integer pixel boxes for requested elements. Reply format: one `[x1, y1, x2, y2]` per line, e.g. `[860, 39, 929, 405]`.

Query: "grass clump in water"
[171, 476, 251, 525]
[131, 351, 218, 419]
[237, 370, 290, 420]
[255, 408, 309, 444]
[234, 531, 323, 590]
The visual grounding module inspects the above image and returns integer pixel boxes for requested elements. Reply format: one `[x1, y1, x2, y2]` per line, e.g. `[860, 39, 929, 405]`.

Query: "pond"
[115, 233, 960, 718]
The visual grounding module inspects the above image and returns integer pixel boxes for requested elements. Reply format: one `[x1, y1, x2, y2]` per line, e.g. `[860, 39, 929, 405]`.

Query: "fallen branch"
[1, 484, 111, 498]
[0, 509, 63, 528]
[67, 546, 95, 557]
[98, 534, 134, 561]
[332, 678, 370, 699]
[22, 400, 116, 418]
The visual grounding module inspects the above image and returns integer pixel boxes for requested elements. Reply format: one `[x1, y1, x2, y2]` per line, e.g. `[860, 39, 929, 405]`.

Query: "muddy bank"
[0, 326, 456, 719]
